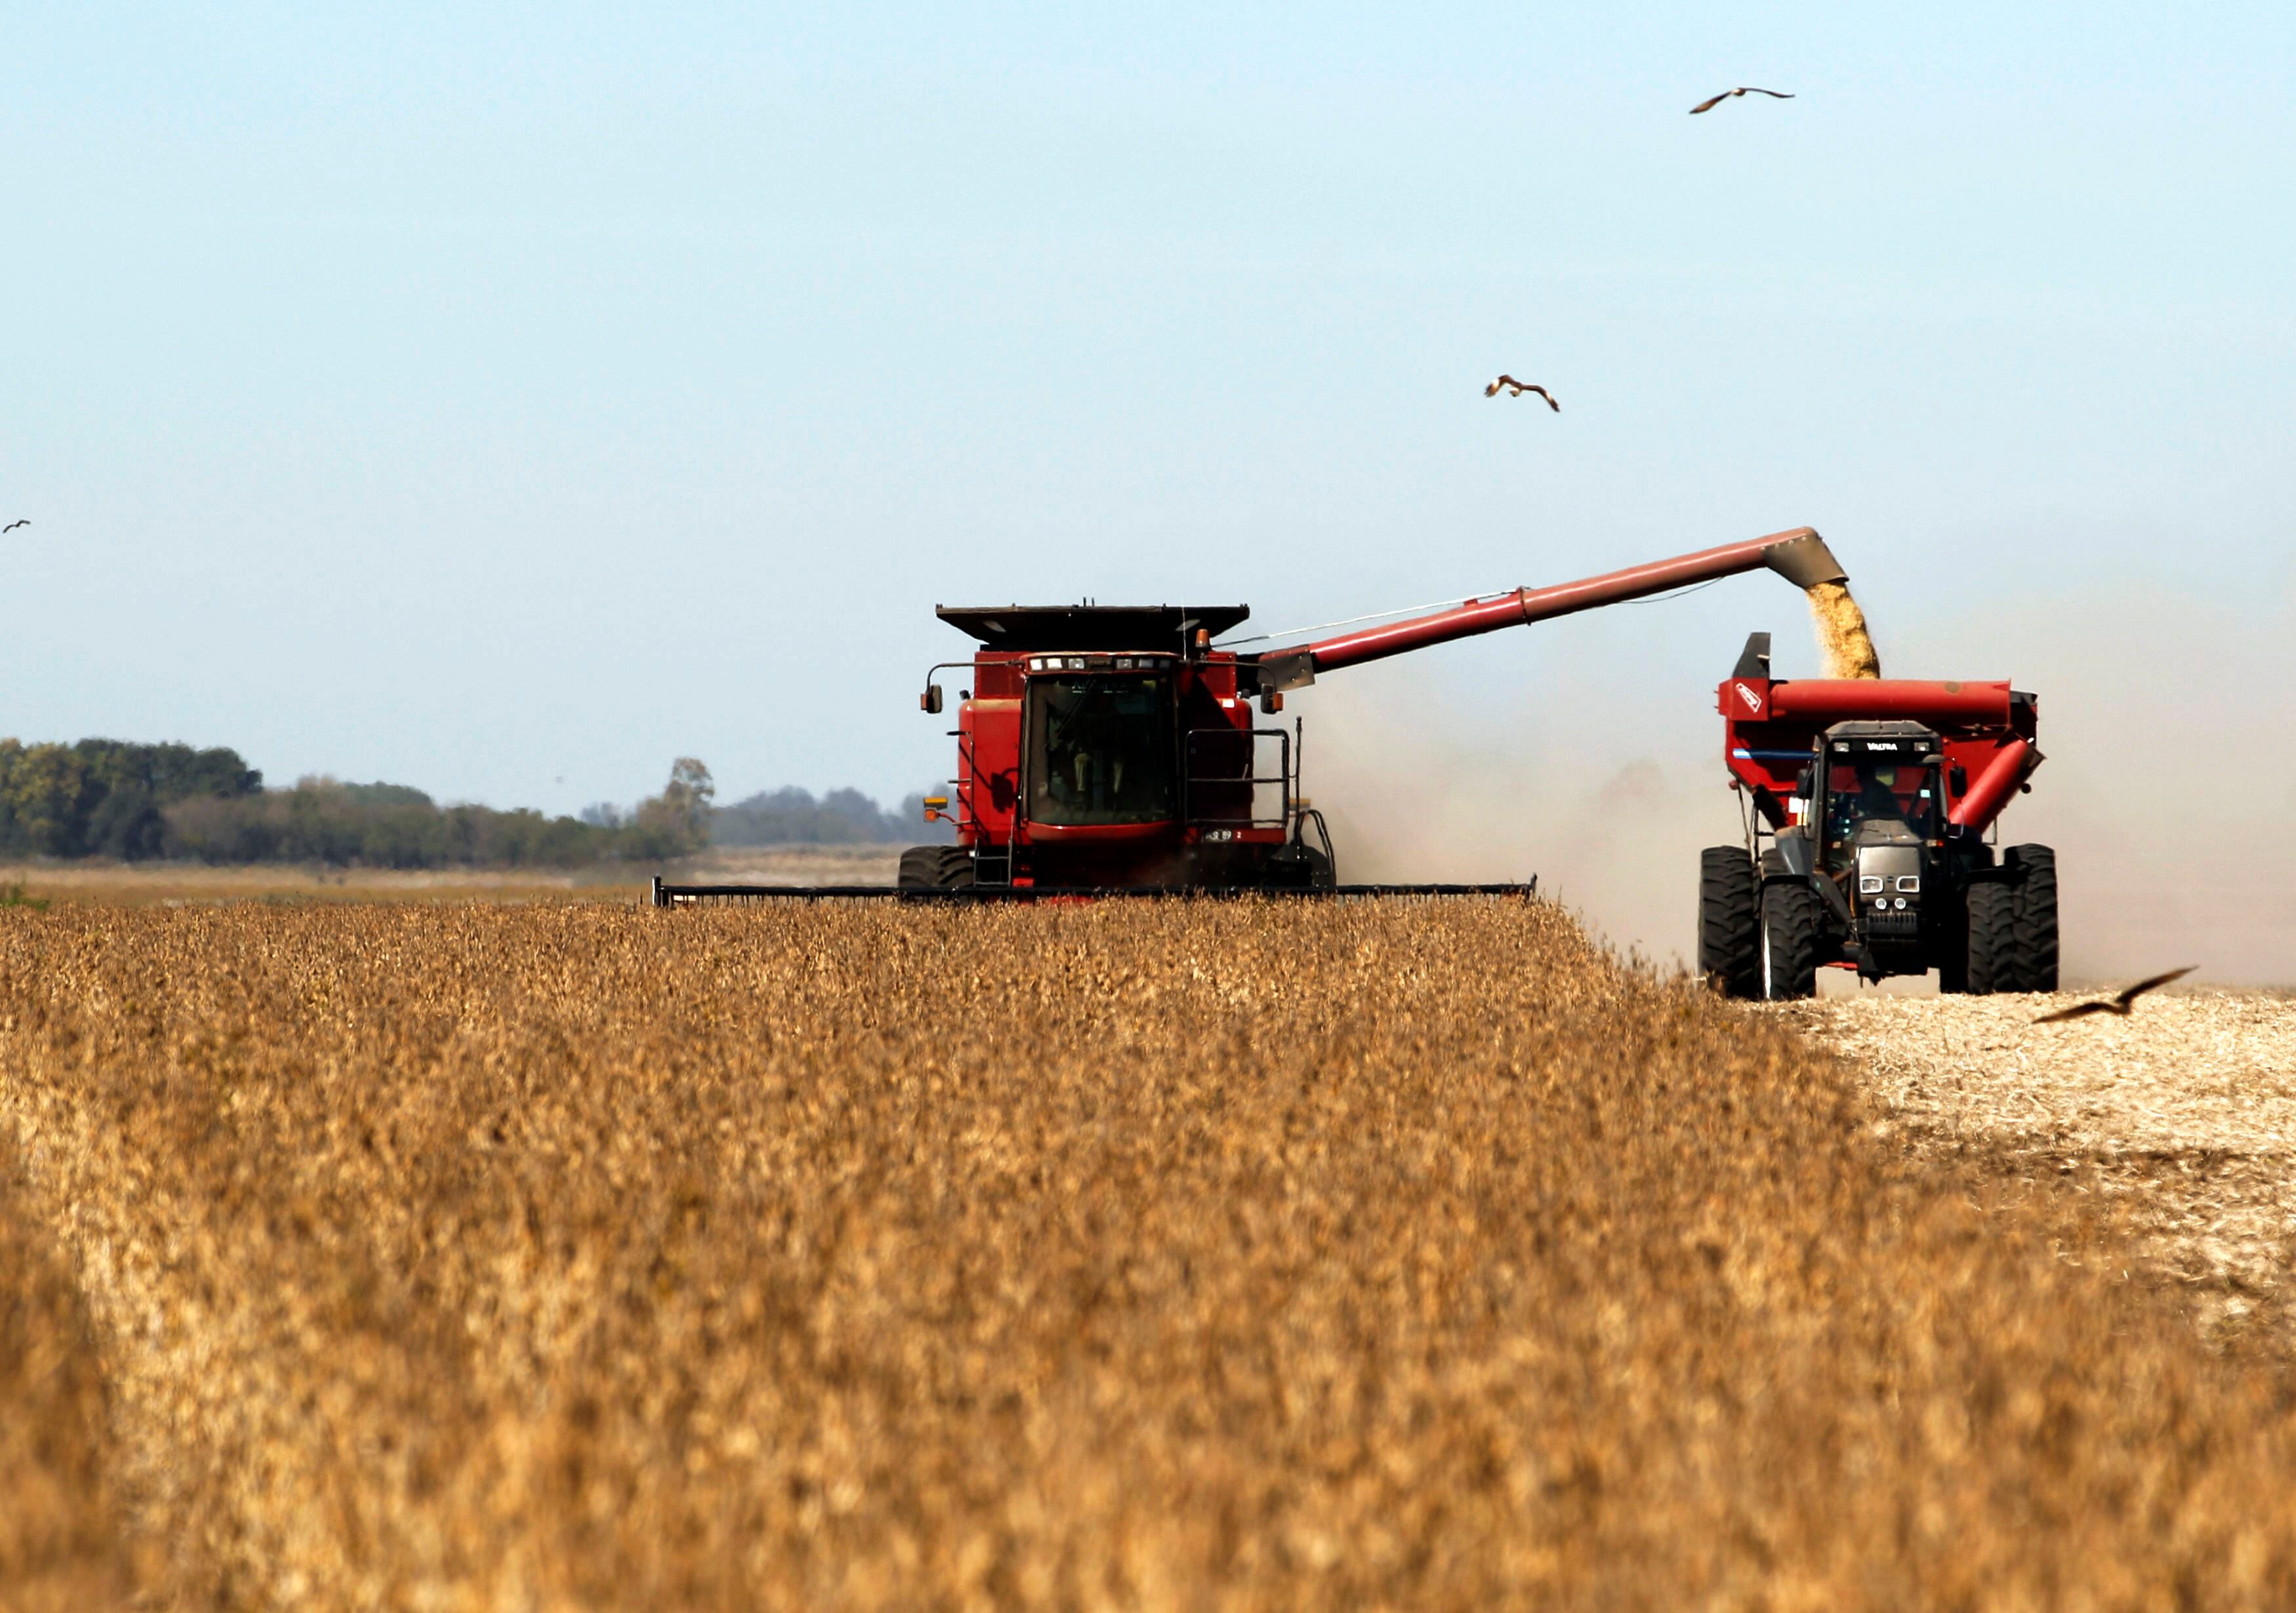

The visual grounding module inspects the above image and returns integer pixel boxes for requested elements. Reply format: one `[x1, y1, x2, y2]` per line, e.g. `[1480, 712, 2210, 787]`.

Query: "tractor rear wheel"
[1964, 880, 2019, 994]
[2005, 844, 2059, 992]
[1697, 847, 1760, 998]
[1759, 880, 1821, 1000]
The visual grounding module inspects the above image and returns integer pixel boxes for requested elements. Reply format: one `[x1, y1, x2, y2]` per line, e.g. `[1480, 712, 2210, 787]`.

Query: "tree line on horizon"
[0, 741, 944, 868]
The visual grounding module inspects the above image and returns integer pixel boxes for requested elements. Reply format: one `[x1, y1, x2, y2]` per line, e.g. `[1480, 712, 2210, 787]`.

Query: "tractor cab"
[1801, 721, 1947, 968]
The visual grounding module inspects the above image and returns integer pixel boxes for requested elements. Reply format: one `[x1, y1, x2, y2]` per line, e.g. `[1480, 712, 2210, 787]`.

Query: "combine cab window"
[1824, 755, 1940, 847]
[1026, 675, 1176, 826]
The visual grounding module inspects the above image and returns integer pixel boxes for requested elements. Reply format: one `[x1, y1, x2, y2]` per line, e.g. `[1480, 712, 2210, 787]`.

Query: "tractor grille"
[1864, 905, 1921, 940]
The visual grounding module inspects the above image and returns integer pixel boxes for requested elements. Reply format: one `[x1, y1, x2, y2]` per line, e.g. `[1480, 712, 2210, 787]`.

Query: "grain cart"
[1698, 634, 2058, 998]
[894, 527, 1849, 894]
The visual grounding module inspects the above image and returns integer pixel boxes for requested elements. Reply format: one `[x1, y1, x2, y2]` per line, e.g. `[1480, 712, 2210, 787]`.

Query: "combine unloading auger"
[655, 527, 1892, 903]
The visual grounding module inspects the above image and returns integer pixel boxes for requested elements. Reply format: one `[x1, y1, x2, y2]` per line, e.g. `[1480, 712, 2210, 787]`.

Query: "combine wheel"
[1963, 881, 2019, 994]
[1697, 847, 1760, 998]
[934, 846, 977, 888]
[1758, 880, 1820, 1000]
[896, 846, 942, 889]
[2005, 844, 2059, 992]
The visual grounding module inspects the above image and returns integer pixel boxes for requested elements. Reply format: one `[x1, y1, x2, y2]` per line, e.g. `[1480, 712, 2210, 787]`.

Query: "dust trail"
[1807, 580, 1881, 679]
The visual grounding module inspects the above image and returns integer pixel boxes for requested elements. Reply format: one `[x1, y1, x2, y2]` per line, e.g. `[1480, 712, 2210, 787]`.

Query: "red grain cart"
[1700, 636, 2056, 998]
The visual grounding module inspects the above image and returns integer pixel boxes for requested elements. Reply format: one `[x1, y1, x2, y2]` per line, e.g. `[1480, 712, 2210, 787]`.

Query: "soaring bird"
[1, 520, 26, 533]
[2032, 967, 2197, 1024]
[1485, 376, 1560, 411]
[1689, 87, 1794, 114]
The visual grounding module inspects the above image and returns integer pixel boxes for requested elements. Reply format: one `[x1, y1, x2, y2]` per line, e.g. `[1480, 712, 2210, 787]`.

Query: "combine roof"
[935, 604, 1250, 652]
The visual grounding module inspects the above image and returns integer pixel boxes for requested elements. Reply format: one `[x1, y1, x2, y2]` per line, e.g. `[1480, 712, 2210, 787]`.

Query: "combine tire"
[1698, 847, 1760, 998]
[1964, 880, 2019, 994]
[2005, 844, 2059, 992]
[1759, 880, 1821, 1000]
[898, 846, 977, 889]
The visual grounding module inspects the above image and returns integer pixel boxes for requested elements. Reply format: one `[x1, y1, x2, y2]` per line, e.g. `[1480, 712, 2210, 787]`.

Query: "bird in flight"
[2032, 966, 2196, 1024]
[1, 520, 26, 533]
[1689, 87, 1795, 115]
[1485, 376, 1560, 411]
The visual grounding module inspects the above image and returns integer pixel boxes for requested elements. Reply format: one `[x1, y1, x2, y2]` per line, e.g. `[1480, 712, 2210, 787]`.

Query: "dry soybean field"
[7, 899, 2296, 1610]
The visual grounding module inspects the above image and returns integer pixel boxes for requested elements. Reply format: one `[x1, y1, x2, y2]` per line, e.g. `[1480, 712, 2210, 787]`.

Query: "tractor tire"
[897, 846, 948, 890]
[1697, 846, 1761, 998]
[1759, 880, 1822, 1000]
[1964, 880, 2019, 994]
[1936, 899, 1972, 994]
[2005, 844, 2059, 992]
[934, 846, 977, 888]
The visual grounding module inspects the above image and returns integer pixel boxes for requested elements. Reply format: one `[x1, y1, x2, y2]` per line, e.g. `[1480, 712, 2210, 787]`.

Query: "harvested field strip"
[3, 901, 2296, 1606]
[1782, 990, 2296, 1337]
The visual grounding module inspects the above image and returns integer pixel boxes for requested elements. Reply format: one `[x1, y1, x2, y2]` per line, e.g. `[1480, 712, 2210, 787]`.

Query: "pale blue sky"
[6, 2, 2291, 843]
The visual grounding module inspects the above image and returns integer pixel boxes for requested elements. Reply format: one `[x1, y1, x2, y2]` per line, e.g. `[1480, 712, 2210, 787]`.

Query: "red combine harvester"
[647, 527, 1854, 906]
[880, 527, 1853, 897]
[1698, 634, 2056, 998]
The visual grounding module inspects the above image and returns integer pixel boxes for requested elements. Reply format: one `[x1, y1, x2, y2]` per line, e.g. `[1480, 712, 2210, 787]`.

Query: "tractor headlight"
[1894, 897, 1908, 910]
[1895, 875, 1920, 893]
[1859, 875, 1885, 895]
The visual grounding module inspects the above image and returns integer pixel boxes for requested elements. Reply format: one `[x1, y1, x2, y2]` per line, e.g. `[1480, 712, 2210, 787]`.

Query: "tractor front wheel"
[1698, 847, 1760, 998]
[1759, 880, 1821, 1000]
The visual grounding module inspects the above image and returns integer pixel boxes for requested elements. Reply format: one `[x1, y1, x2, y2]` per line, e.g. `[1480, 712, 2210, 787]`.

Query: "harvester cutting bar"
[649, 878, 1536, 907]
[1272, 527, 1843, 685]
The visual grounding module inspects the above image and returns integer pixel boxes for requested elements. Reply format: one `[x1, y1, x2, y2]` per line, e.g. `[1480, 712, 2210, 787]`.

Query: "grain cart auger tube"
[1697, 632, 2058, 1000]
[886, 527, 1848, 895]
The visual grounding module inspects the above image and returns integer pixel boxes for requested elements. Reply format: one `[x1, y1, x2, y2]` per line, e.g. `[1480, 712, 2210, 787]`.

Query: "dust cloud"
[1306, 674, 1725, 968]
[1807, 581, 1881, 680]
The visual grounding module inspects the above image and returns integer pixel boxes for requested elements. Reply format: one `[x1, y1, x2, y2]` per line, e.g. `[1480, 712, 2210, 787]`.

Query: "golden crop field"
[5, 897, 2296, 1610]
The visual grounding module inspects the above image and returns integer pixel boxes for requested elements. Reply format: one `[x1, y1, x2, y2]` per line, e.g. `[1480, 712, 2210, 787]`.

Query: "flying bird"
[1485, 376, 1560, 411]
[1, 520, 26, 533]
[2032, 966, 2197, 1024]
[1689, 87, 1795, 115]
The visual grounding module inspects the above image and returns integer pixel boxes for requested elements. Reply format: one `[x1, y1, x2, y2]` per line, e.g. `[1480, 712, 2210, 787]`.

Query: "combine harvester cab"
[1700, 633, 2057, 999]
[910, 603, 1341, 892]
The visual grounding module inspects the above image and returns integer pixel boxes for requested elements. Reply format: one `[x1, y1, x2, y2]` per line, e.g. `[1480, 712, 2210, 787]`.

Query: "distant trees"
[0, 741, 262, 859]
[0, 741, 937, 867]
[711, 785, 950, 846]
[161, 782, 613, 868]
[161, 760, 720, 868]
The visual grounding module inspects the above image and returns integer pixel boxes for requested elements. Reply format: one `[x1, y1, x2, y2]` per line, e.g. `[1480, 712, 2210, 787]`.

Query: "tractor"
[1699, 632, 2058, 998]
